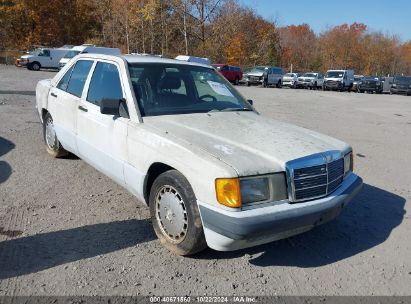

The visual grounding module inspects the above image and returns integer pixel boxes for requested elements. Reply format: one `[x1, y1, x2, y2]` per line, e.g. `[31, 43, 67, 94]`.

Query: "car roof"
[74, 53, 213, 69]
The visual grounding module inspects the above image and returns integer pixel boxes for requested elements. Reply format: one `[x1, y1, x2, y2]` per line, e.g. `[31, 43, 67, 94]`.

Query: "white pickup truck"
[35, 54, 363, 255]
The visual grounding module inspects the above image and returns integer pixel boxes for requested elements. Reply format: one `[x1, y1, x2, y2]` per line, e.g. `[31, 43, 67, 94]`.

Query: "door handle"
[51, 92, 57, 98]
[78, 105, 88, 112]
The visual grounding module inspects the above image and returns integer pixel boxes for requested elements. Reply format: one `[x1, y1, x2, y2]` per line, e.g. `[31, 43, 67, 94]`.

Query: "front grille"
[292, 158, 344, 202]
[326, 80, 339, 86]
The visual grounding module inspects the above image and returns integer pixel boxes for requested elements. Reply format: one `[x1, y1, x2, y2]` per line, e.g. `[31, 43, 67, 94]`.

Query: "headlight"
[215, 174, 287, 208]
[240, 177, 270, 204]
[344, 152, 353, 176]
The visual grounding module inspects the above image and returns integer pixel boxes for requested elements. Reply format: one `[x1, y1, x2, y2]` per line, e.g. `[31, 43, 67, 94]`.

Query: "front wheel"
[30, 62, 41, 71]
[43, 112, 68, 158]
[149, 170, 207, 256]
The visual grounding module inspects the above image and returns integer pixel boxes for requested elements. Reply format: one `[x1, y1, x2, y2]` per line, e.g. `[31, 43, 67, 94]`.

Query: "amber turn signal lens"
[215, 178, 242, 208]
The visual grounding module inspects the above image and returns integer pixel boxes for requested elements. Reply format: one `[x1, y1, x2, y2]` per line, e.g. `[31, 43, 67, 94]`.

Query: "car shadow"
[0, 90, 36, 96]
[195, 184, 406, 267]
[0, 219, 155, 279]
[0, 137, 15, 184]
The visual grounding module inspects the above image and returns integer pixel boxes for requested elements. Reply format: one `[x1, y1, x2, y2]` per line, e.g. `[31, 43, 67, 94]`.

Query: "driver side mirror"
[247, 99, 253, 105]
[100, 98, 129, 118]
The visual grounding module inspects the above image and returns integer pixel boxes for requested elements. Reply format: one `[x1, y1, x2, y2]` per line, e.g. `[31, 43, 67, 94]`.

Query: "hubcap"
[45, 117, 56, 149]
[155, 185, 188, 244]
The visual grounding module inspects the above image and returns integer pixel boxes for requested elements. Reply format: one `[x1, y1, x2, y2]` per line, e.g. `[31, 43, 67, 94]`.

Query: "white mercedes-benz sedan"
[35, 54, 363, 255]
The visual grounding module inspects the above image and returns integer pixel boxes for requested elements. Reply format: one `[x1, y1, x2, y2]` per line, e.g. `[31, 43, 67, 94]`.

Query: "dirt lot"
[0, 65, 410, 296]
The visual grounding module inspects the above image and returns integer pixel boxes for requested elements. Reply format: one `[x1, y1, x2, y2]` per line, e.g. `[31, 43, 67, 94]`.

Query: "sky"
[240, 0, 411, 42]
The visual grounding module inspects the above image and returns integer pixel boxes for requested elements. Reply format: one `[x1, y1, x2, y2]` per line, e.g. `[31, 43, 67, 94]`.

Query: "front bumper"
[324, 82, 343, 89]
[282, 80, 295, 87]
[391, 88, 411, 95]
[297, 81, 315, 88]
[198, 173, 363, 251]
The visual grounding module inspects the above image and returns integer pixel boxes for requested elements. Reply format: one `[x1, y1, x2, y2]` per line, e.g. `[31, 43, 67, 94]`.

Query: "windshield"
[247, 66, 266, 74]
[303, 73, 316, 77]
[32, 49, 49, 56]
[284, 73, 294, 77]
[326, 71, 344, 78]
[394, 76, 411, 84]
[128, 63, 252, 117]
[64, 50, 81, 59]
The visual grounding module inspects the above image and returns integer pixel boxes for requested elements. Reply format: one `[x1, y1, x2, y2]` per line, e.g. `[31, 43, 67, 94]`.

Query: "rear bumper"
[199, 173, 363, 251]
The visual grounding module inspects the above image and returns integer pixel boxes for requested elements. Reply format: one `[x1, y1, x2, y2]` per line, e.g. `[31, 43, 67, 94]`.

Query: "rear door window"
[87, 62, 123, 106]
[66, 60, 94, 97]
[57, 65, 75, 91]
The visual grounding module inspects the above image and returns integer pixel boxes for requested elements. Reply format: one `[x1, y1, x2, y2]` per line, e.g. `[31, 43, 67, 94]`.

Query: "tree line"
[1, 0, 411, 75]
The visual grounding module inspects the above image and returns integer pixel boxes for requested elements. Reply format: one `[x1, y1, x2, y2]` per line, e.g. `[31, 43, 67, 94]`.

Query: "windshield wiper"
[221, 107, 252, 112]
[208, 108, 252, 113]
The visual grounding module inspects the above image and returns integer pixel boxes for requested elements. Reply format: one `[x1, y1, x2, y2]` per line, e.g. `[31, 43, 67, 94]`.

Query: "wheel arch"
[144, 162, 177, 204]
[41, 108, 49, 121]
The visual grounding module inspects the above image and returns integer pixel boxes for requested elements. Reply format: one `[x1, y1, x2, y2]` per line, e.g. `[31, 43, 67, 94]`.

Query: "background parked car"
[212, 64, 243, 85]
[358, 76, 383, 94]
[323, 69, 354, 91]
[282, 73, 299, 88]
[296, 72, 324, 90]
[262, 66, 284, 88]
[18, 47, 70, 71]
[59, 45, 121, 69]
[390, 76, 411, 95]
[240, 66, 267, 86]
[352, 75, 364, 92]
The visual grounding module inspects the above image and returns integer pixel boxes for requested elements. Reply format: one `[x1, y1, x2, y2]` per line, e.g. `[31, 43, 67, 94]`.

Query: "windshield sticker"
[207, 81, 234, 97]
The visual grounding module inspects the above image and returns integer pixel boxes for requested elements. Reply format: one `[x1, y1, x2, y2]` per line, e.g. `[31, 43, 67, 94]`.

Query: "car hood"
[299, 76, 315, 80]
[144, 112, 349, 176]
[246, 71, 264, 77]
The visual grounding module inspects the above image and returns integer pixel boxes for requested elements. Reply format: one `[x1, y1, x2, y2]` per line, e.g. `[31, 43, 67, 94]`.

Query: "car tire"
[149, 170, 207, 256]
[276, 80, 282, 88]
[247, 81, 250, 87]
[30, 62, 41, 71]
[43, 112, 68, 158]
[234, 77, 239, 85]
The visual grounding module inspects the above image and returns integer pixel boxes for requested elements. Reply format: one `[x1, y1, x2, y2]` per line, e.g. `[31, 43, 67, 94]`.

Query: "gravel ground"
[0, 65, 410, 296]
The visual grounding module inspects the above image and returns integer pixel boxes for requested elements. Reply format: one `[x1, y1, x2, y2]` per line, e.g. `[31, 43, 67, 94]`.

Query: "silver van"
[263, 66, 284, 88]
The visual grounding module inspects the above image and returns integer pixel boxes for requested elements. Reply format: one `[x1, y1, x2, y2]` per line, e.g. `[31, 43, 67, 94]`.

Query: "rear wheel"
[276, 80, 282, 88]
[43, 112, 68, 158]
[149, 170, 207, 256]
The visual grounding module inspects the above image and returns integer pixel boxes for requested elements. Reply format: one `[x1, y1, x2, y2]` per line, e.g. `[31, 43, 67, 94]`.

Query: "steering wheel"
[199, 94, 217, 102]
